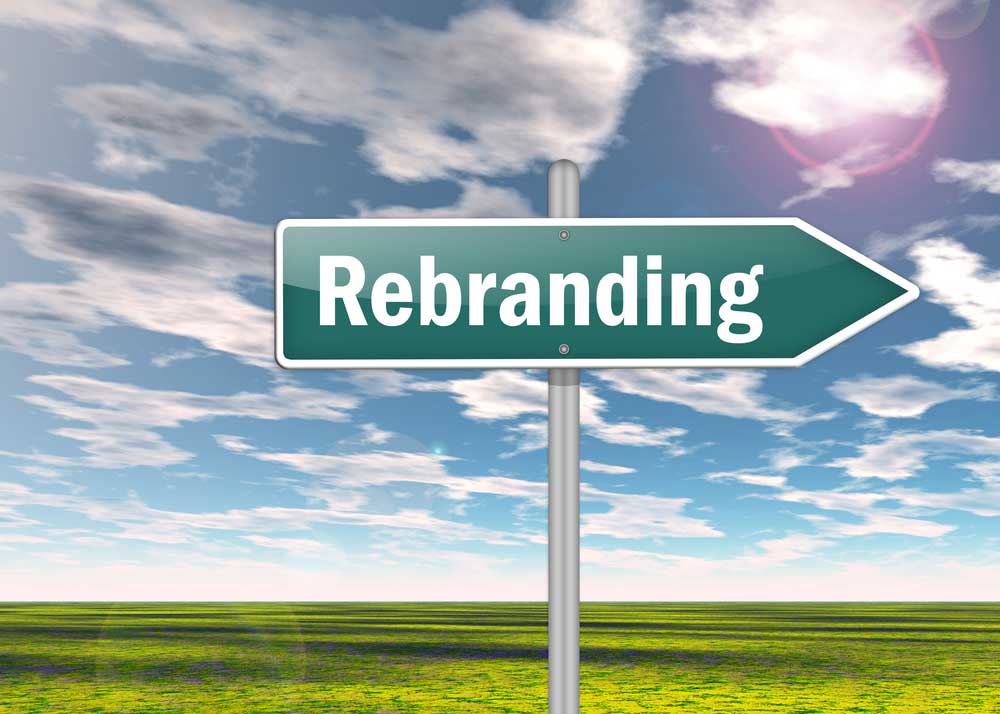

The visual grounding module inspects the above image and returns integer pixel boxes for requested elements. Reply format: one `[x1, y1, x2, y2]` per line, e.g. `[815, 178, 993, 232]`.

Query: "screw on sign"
[275, 160, 918, 714]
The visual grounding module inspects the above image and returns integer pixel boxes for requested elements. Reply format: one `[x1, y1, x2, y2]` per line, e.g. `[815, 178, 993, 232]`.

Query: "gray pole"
[547, 159, 580, 714]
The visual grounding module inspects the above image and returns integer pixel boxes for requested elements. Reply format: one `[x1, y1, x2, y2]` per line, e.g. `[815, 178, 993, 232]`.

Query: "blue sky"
[0, 0, 998, 600]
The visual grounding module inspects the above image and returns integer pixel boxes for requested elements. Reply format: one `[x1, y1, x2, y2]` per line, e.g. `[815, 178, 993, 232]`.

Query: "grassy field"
[0, 603, 998, 713]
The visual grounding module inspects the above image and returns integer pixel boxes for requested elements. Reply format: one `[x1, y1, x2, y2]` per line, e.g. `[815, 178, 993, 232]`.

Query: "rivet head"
[559, 230, 569, 241]
[558, 343, 570, 355]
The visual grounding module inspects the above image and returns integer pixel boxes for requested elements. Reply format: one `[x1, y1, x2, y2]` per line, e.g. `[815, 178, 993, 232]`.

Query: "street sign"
[276, 217, 918, 369]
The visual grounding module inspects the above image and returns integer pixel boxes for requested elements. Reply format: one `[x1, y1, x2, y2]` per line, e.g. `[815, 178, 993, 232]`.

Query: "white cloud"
[353, 179, 535, 218]
[1, 175, 273, 367]
[0, 281, 129, 368]
[345, 370, 422, 398]
[829, 429, 1000, 481]
[247, 448, 548, 508]
[240, 535, 330, 557]
[358, 423, 394, 446]
[885, 482, 1000, 519]
[0, 533, 50, 545]
[866, 215, 1000, 260]
[421, 371, 687, 453]
[829, 374, 995, 418]
[779, 142, 886, 209]
[582, 532, 834, 578]
[580, 487, 723, 539]
[580, 460, 635, 475]
[707, 470, 788, 489]
[781, 164, 854, 210]
[707, 459, 959, 539]
[212, 434, 255, 453]
[867, 218, 951, 260]
[0, 0, 647, 182]
[15, 374, 358, 468]
[221, 437, 720, 541]
[0, 479, 516, 549]
[596, 369, 829, 429]
[898, 238, 1000, 373]
[932, 157, 1000, 194]
[425, 371, 547, 422]
[658, 0, 947, 135]
[63, 82, 316, 179]
[150, 348, 214, 368]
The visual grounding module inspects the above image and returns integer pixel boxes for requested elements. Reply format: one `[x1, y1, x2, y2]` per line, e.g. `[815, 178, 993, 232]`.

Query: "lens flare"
[770, 22, 944, 177]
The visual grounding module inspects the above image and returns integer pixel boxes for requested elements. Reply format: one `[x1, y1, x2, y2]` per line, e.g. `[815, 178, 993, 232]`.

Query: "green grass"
[0, 603, 998, 713]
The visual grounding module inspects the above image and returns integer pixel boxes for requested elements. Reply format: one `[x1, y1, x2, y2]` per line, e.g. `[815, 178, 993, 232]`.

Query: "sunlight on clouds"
[659, 0, 948, 135]
[779, 142, 888, 208]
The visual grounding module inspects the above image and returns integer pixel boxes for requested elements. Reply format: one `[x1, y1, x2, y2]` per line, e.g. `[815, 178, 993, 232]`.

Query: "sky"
[0, 0, 998, 600]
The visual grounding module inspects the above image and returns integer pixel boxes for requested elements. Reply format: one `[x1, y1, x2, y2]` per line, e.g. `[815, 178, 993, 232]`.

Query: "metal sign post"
[274, 161, 921, 714]
[547, 159, 580, 714]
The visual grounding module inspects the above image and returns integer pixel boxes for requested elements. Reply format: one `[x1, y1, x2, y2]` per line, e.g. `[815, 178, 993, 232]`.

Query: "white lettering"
[499, 272, 541, 326]
[371, 272, 412, 327]
[550, 273, 589, 326]
[596, 256, 638, 326]
[718, 265, 764, 344]
[671, 273, 711, 326]
[468, 273, 497, 326]
[319, 255, 367, 326]
[419, 256, 461, 326]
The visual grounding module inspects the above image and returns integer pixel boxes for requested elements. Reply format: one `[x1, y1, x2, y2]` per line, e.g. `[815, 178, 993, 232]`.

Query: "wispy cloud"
[353, 179, 535, 218]
[580, 460, 636, 475]
[63, 82, 316, 181]
[580, 487, 723, 539]
[829, 374, 995, 418]
[15, 374, 357, 468]
[417, 371, 687, 454]
[828, 428, 1000, 481]
[596, 369, 832, 432]
[240, 535, 332, 557]
[864, 215, 1000, 260]
[932, 157, 1000, 195]
[1, 175, 272, 367]
[0, 0, 648, 182]
[780, 143, 886, 209]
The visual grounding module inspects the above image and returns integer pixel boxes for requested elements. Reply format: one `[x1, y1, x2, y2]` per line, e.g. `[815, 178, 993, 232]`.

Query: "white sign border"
[275, 217, 919, 370]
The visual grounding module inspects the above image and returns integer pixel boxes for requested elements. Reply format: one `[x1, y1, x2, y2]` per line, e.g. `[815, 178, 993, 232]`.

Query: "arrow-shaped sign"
[276, 217, 918, 369]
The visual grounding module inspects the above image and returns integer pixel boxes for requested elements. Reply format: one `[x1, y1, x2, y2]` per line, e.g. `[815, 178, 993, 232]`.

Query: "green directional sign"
[275, 218, 918, 369]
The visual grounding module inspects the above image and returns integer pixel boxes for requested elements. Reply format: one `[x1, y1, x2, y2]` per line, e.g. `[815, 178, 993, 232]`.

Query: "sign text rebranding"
[320, 255, 765, 344]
